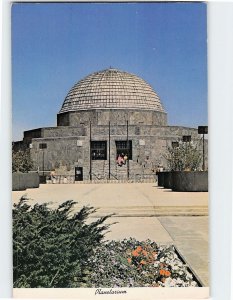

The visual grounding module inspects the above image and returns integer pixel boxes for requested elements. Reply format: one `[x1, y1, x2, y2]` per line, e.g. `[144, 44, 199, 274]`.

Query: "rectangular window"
[39, 143, 47, 149]
[172, 141, 179, 148]
[182, 135, 191, 142]
[91, 141, 107, 160]
[115, 140, 132, 160]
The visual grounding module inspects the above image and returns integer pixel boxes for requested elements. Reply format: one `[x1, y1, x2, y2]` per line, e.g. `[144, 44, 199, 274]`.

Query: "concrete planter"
[39, 175, 47, 184]
[172, 171, 208, 192]
[163, 172, 173, 189]
[157, 172, 164, 187]
[12, 172, 40, 191]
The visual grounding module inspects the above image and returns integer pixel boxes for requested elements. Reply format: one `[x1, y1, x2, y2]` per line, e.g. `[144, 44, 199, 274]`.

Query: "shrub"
[13, 198, 112, 288]
[164, 141, 202, 171]
[13, 199, 199, 288]
[12, 143, 33, 173]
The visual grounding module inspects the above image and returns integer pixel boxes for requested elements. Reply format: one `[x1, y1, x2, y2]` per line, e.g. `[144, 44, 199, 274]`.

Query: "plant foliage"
[85, 239, 198, 287]
[13, 199, 199, 288]
[12, 144, 33, 173]
[164, 141, 202, 171]
[13, 198, 112, 288]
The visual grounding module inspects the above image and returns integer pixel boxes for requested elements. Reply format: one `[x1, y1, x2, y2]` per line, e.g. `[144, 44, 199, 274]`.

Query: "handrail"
[90, 173, 102, 180]
[109, 173, 118, 180]
[44, 173, 157, 183]
[46, 174, 75, 184]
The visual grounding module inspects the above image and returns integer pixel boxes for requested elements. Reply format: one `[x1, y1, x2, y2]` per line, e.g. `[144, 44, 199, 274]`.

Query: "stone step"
[78, 206, 209, 217]
[74, 178, 156, 184]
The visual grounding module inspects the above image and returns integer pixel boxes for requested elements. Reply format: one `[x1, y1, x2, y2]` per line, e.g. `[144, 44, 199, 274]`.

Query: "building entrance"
[75, 167, 83, 181]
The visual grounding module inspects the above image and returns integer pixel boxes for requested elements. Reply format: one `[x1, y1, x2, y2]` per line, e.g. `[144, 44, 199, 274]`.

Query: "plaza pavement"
[12, 183, 209, 287]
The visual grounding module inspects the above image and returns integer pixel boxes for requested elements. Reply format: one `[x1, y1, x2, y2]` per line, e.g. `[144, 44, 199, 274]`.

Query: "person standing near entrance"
[117, 154, 124, 166]
[50, 170, 56, 184]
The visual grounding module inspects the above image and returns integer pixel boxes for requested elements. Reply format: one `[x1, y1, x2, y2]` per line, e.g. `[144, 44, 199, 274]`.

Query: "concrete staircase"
[89, 159, 156, 182]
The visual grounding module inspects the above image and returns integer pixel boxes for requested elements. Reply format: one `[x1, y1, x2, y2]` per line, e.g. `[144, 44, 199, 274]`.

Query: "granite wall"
[27, 123, 207, 180]
[57, 109, 168, 127]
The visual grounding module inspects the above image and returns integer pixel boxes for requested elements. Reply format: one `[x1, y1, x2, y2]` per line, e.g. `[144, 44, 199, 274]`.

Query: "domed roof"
[59, 68, 165, 113]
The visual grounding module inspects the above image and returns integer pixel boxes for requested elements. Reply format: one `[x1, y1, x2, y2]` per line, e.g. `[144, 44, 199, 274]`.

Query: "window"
[39, 143, 47, 149]
[115, 140, 132, 160]
[182, 135, 191, 142]
[172, 142, 179, 148]
[91, 141, 107, 160]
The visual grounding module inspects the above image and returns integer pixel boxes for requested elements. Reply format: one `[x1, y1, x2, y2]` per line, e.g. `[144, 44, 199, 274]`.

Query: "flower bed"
[85, 238, 199, 288]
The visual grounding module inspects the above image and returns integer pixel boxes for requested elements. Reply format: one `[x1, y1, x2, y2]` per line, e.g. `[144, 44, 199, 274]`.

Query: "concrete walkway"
[12, 183, 209, 286]
[12, 183, 208, 216]
[158, 216, 209, 287]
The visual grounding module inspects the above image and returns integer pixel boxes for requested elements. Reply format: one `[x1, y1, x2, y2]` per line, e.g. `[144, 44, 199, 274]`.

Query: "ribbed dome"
[59, 68, 165, 113]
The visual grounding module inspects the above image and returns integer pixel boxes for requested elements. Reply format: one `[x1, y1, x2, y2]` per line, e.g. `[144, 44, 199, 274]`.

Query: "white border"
[208, 3, 233, 300]
[1, 1, 233, 299]
[0, 0, 12, 297]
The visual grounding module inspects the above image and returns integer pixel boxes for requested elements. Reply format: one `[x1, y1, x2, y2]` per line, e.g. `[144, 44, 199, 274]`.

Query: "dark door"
[75, 167, 83, 181]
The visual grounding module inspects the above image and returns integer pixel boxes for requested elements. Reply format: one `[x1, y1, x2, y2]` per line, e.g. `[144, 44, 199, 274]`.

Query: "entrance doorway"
[75, 167, 83, 181]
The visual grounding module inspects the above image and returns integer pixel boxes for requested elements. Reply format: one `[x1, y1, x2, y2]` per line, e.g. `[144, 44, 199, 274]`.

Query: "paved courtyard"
[12, 183, 209, 287]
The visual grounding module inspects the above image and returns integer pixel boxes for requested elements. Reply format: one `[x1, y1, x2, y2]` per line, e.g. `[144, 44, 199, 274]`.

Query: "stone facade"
[15, 68, 207, 180]
[57, 109, 167, 127]
[26, 123, 206, 180]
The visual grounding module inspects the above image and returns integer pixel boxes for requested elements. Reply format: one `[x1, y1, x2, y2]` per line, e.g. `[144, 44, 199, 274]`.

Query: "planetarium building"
[17, 68, 203, 181]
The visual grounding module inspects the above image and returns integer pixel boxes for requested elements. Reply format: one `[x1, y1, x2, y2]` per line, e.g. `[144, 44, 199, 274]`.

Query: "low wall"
[157, 171, 208, 192]
[172, 171, 208, 192]
[163, 172, 173, 189]
[157, 172, 164, 187]
[12, 173, 40, 191]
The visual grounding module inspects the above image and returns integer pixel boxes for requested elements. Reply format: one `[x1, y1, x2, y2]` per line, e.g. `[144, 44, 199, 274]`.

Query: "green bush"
[164, 141, 202, 171]
[13, 199, 199, 288]
[13, 198, 112, 288]
[12, 143, 33, 173]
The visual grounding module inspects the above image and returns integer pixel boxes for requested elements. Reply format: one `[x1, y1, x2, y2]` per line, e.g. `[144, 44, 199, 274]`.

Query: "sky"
[12, 2, 207, 141]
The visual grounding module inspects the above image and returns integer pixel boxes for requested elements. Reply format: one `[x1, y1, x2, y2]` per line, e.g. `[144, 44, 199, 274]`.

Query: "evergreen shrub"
[13, 197, 112, 288]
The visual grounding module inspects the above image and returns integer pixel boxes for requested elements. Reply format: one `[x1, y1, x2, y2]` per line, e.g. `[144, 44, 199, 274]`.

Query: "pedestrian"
[123, 154, 128, 164]
[117, 154, 123, 166]
[50, 170, 56, 184]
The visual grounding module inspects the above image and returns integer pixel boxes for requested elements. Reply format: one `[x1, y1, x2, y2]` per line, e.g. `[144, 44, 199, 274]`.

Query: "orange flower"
[159, 269, 166, 276]
[140, 260, 146, 265]
[127, 258, 132, 263]
[132, 250, 140, 257]
[136, 246, 142, 252]
[142, 250, 148, 256]
[159, 269, 171, 277]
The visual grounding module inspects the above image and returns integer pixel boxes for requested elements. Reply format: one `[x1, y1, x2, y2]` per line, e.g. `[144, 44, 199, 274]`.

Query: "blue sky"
[12, 2, 207, 141]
